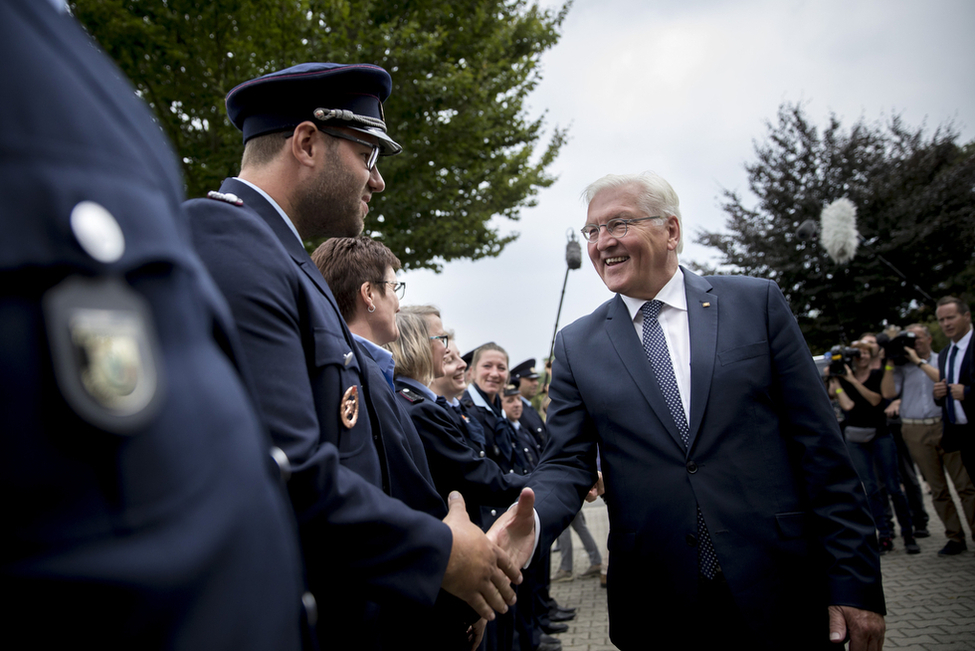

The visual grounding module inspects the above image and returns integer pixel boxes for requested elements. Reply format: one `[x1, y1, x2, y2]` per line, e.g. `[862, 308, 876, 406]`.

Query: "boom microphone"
[820, 198, 859, 264]
[796, 219, 819, 241]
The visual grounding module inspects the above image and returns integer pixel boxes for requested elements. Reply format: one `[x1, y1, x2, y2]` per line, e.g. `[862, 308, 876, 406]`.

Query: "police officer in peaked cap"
[1, 1, 309, 647]
[184, 62, 533, 650]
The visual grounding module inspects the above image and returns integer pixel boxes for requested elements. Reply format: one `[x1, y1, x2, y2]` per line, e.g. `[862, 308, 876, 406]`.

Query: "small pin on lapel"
[343, 352, 353, 367]
[702, 302, 711, 308]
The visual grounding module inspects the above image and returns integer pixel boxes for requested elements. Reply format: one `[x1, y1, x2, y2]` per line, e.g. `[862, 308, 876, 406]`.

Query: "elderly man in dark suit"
[499, 172, 886, 650]
[184, 63, 528, 650]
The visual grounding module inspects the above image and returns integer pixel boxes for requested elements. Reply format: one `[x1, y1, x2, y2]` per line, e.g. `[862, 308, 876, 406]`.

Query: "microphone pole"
[548, 229, 582, 363]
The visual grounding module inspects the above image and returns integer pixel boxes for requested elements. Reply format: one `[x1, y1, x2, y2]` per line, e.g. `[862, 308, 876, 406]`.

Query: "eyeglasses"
[318, 127, 381, 171]
[581, 216, 663, 243]
[376, 280, 406, 299]
[429, 334, 449, 348]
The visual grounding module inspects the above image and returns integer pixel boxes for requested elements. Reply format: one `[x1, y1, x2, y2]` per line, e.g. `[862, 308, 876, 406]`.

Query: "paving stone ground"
[549, 482, 975, 650]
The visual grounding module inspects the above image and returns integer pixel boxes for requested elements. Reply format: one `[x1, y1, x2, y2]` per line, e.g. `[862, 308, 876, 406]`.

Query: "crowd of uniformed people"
[3, 2, 581, 649]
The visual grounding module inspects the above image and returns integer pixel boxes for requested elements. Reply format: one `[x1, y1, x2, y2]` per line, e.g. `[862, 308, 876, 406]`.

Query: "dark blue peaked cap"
[226, 62, 402, 155]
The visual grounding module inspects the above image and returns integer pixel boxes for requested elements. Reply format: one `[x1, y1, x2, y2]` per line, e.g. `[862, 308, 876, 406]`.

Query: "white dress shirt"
[947, 328, 972, 425]
[620, 267, 690, 424]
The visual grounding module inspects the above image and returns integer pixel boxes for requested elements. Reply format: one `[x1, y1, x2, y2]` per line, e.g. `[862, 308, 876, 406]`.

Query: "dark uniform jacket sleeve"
[2, 2, 307, 647]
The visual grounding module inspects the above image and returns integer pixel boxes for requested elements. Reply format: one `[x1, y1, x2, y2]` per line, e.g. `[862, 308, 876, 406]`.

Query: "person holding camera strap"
[829, 340, 920, 554]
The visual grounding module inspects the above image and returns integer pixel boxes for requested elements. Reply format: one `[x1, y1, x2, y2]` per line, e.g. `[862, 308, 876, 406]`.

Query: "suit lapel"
[683, 268, 716, 451]
[604, 295, 686, 452]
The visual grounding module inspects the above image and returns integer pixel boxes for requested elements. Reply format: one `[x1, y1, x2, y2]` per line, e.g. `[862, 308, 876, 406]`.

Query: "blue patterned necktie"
[946, 345, 958, 424]
[641, 300, 719, 579]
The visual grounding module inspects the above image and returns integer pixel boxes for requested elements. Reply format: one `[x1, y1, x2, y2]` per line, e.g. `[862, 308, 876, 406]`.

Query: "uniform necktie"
[946, 345, 958, 424]
[641, 300, 719, 579]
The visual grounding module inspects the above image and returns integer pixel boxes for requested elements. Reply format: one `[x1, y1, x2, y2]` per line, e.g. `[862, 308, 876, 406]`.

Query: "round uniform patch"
[341, 385, 359, 429]
[43, 275, 164, 434]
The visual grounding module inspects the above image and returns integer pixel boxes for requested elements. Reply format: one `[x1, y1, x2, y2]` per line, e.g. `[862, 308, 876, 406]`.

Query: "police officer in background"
[183, 63, 531, 650]
[2, 1, 308, 647]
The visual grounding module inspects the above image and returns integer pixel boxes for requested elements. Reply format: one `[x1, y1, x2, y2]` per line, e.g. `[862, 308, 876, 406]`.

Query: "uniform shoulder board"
[397, 387, 425, 404]
[206, 190, 244, 206]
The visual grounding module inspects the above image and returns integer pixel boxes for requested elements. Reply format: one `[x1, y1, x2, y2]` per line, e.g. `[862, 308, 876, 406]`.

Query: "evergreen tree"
[696, 103, 975, 352]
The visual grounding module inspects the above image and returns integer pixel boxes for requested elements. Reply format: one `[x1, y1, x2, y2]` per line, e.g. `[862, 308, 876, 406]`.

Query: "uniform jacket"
[529, 268, 884, 649]
[395, 381, 526, 529]
[184, 178, 452, 646]
[1, 2, 306, 647]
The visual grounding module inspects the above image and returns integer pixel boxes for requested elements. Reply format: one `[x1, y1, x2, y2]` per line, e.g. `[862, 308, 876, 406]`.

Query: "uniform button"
[269, 446, 291, 482]
[479, 450, 485, 458]
[302, 592, 318, 627]
[686, 461, 698, 474]
[685, 533, 698, 547]
[490, 509, 498, 517]
[71, 201, 125, 263]
[508, 469, 514, 474]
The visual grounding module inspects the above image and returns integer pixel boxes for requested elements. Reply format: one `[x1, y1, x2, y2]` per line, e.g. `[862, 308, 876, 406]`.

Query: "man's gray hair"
[582, 172, 684, 254]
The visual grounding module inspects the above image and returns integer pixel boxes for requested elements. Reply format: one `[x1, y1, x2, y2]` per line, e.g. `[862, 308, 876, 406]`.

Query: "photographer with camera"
[882, 325, 975, 555]
[828, 340, 920, 554]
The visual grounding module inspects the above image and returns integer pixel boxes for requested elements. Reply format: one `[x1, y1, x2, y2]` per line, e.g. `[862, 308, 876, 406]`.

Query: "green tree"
[70, 0, 570, 269]
[695, 103, 975, 353]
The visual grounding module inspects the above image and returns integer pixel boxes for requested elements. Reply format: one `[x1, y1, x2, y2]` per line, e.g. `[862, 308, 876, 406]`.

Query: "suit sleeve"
[185, 199, 450, 606]
[527, 332, 600, 548]
[765, 281, 885, 614]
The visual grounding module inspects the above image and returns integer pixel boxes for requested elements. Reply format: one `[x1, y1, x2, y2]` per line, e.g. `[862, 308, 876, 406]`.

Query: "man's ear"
[666, 215, 681, 251]
[290, 121, 321, 169]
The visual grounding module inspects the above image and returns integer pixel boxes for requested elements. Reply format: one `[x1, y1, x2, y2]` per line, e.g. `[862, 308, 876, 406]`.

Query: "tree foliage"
[70, 0, 570, 269]
[695, 103, 975, 353]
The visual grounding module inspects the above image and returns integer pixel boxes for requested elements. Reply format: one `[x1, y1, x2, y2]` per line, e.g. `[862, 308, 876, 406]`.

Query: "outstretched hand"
[828, 605, 885, 651]
[441, 491, 521, 621]
[486, 487, 537, 570]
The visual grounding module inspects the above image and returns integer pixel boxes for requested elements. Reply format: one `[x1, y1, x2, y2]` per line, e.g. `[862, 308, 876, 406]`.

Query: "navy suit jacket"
[936, 337, 974, 451]
[184, 178, 452, 646]
[2, 2, 305, 647]
[529, 268, 884, 649]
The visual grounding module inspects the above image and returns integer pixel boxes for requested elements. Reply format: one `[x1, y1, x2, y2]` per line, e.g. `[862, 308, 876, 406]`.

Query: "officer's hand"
[828, 605, 885, 650]
[486, 488, 536, 571]
[950, 383, 966, 400]
[933, 380, 948, 399]
[441, 491, 520, 620]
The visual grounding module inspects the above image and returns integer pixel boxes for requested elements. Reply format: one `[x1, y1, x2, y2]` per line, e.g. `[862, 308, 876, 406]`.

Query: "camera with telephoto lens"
[827, 345, 861, 377]
[875, 331, 917, 365]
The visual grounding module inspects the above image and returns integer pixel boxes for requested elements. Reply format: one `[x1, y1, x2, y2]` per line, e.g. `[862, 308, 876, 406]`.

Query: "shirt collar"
[352, 334, 396, 389]
[953, 327, 973, 353]
[620, 266, 686, 322]
[233, 177, 304, 245]
[399, 376, 437, 402]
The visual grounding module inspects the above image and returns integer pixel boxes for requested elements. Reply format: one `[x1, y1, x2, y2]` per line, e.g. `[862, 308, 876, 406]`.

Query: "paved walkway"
[549, 487, 975, 650]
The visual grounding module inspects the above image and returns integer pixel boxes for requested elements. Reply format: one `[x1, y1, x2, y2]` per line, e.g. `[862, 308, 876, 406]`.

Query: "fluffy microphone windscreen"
[820, 198, 859, 264]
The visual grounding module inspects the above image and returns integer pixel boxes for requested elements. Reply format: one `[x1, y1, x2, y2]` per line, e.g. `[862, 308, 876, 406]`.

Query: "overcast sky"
[396, 0, 975, 369]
